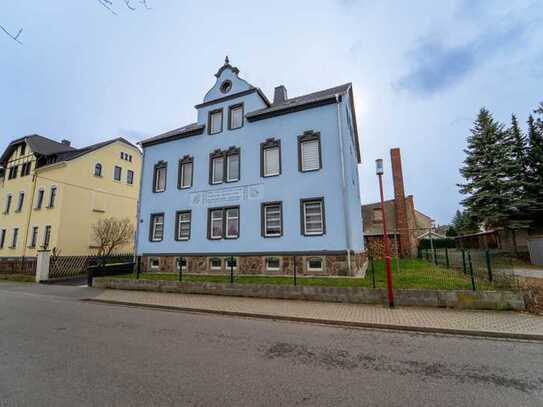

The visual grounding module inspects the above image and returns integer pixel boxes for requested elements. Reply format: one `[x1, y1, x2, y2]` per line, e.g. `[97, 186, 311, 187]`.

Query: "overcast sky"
[2, 0, 542, 224]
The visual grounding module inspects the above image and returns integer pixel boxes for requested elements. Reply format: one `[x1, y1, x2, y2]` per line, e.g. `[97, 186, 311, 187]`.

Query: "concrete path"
[515, 267, 543, 279]
[90, 289, 543, 340]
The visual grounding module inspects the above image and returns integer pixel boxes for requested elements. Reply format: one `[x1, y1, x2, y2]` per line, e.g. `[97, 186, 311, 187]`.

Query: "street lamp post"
[376, 159, 394, 308]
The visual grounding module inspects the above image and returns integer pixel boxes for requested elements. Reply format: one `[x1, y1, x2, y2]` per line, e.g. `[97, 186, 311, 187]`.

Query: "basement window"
[306, 257, 323, 273]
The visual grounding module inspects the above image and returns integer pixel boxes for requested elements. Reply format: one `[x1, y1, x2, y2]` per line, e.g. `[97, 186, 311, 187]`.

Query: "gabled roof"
[53, 137, 139, 162]
[246, 83, 351, 121]
[0, 134, 75, 166]
[139, 123, 205, 148]
[246, 83, 361, 163]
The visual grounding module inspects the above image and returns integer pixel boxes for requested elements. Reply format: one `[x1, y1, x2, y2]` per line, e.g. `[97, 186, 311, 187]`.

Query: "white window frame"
[209, 209, 224, 239]
[176, 257, 187, 271]
[154, 164, 167, 193]
[306, 257, 324, 273]
[228, 104, 244, 130]
[299, 132, 322, 173]
[225, 208, 239, 239]
[210, 257, 222, 271]
[302, 199, 324, 236]
[263, 203, 282, 237]
[176, 211, 191, 241]
[209, 109, 223, 135]
[225, 257, 238, 270]
[113, 166, 122, 182]
[266, 257, 281, 272]
[226, 152, 240, 182]
[150, 214, 164, 242]
[150, 258, 160, 270]
[263, 145, 280, 177]
[127, 170, 134, 185]
[179, 161, 193, 189]
[211, 156, 224, 185]
[94, 163, 102, 177]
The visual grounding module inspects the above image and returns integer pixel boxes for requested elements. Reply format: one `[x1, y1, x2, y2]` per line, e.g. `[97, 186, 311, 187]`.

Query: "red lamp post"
[376, 159, 394, 308]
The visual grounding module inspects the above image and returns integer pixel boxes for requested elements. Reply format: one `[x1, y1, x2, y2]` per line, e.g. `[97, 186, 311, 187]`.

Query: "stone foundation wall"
[142, 252, 367, 276]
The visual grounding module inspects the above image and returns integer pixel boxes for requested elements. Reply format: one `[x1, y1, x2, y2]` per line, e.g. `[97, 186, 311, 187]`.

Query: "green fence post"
[461, 250, 467, 274]
[293, 255, 297, 286]
[229, 256, 234, 284]
[445, 247, 450, 269]
[433, 247, 438, 266]
[468, 250, 476, 291]
[485, 250, 493, 283]
[370, 256, 376, 289]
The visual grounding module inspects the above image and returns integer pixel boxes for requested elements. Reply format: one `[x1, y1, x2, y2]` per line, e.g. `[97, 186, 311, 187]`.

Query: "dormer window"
[220, 80, 232, 94]
[208, 109, 223, 135]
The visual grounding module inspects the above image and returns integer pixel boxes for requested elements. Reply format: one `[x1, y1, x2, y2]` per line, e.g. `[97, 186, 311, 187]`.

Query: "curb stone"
[83, 298, 543, 342]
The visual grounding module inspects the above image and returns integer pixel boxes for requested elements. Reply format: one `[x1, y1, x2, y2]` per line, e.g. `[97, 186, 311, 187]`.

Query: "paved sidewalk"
[89, 289, 543, 340]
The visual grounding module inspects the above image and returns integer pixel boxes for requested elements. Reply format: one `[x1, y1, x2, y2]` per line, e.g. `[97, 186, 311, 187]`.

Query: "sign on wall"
[190, 184, 263, 207]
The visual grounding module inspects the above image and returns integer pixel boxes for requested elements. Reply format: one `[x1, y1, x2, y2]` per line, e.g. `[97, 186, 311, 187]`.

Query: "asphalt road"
[1, 282, 542, 407]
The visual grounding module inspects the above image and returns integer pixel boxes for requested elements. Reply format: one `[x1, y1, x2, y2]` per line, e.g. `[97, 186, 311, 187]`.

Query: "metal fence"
[48, 253, 134, 282]
[87, 254, 135, 286]
[417, 247, 517, 290]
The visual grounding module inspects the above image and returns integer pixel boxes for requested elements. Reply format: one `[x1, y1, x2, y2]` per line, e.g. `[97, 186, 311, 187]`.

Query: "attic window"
[220, 80, 232, 94]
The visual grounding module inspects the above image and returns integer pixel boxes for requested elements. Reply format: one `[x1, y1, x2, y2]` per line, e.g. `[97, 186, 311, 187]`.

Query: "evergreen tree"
[526, 110, 543, 227]
[504, 115, 533, 227]
[451, 209, 479, 235]
[459, 108, 515, 229]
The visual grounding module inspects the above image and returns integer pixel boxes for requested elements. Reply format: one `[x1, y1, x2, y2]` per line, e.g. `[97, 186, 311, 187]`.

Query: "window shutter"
[264, 147, 280, 176]
[301, 140, 320, 171]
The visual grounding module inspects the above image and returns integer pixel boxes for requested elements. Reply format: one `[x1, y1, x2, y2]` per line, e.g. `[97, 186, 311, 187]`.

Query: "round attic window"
[220, 80, 232, 94]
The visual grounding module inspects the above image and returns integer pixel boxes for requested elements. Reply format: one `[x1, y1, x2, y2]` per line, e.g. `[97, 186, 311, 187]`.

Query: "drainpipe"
[22, 165, 38, 261]
[133, 146, 145, 265]
[335, 94, 353, 275]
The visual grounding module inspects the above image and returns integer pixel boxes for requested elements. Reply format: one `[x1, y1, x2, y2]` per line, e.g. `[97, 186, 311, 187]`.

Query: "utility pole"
[376, 159, 394, 308]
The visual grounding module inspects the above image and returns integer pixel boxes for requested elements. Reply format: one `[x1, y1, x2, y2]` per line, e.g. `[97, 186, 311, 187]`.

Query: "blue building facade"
[137, 59, 364, 275]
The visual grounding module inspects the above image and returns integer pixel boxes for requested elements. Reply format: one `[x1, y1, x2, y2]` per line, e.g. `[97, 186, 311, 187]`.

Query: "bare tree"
[0, 23, 23, 44]
[92, 217, 135, 257]
[2, 1, 150, 43]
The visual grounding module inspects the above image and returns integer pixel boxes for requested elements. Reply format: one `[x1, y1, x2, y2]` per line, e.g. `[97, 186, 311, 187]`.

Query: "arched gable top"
[200, 57, 269, 107]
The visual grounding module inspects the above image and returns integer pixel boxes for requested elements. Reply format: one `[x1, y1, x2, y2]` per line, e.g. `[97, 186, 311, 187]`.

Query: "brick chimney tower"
[390, 148, 410, 257]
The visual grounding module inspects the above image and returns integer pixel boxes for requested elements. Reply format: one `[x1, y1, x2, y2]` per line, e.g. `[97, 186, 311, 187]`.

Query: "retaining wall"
[94, 278, 526, 311]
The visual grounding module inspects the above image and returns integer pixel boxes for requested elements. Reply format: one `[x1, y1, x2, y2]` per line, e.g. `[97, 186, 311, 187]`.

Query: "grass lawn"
[0, 274, 35, 283]
[114, 259, 497, 290]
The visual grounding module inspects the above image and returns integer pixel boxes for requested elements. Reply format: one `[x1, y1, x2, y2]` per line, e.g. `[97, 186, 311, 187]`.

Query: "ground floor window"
[306, 257, 323, 272]
[150, 258, 160, 270]
[266, 257, 281, 272]
[225, 257, 237, 270]
[210, 257, 222, 271]
[176, 257, 187, 271]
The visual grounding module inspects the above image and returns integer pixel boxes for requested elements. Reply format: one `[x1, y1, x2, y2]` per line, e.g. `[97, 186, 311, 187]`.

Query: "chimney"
[273, 85, 288, 105]
[390, 148, 411, 257]
[61, 139, 71, 146]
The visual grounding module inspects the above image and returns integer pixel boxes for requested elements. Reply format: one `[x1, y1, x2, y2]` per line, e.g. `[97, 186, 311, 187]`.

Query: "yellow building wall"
[0, 143, 38, 257]
[0, 139, 141, 257]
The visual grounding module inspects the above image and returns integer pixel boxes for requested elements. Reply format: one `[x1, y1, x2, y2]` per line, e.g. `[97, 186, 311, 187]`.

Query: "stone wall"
[141, 252, 367, 276]
[94, 277, 526, 311]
